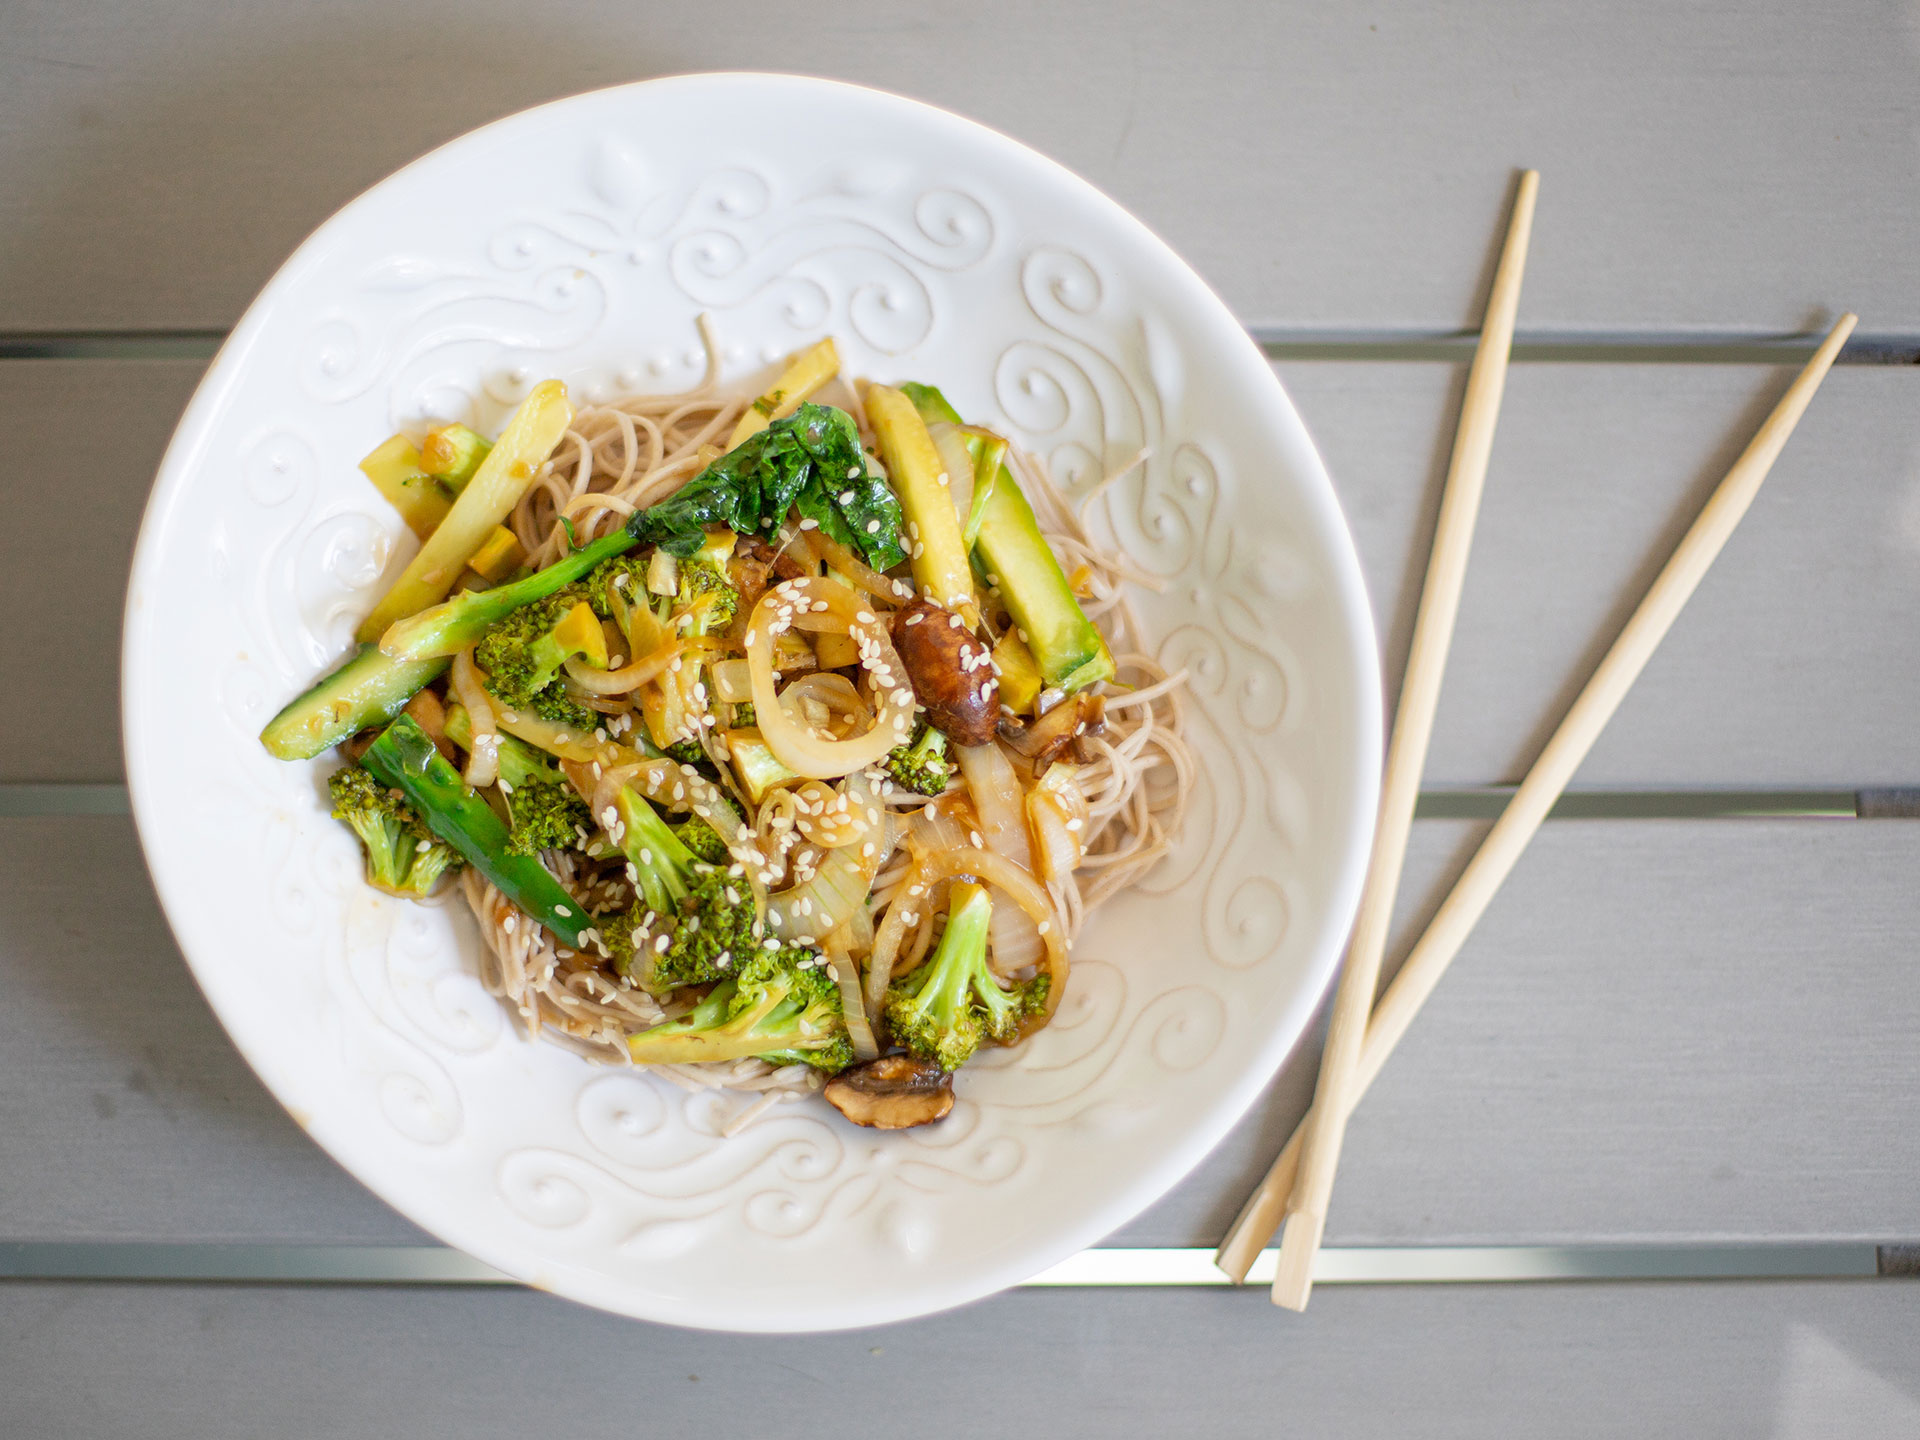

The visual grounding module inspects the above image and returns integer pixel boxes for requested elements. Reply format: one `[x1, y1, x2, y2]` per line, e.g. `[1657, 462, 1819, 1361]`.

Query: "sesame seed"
[839, 490, 856, 505]
[846, 465, 861, 479]
[555, 904, 573, 917]
[1038, 920, 1052, 935]
[865, 519, 880, 534]
[654, 934, 671, 953]
[503, 914, 517, 934]
[969, 832, 984, 849]
[416, 839, 432, 853]
[799, 517, 818, 530]
[595, 727, 607, 741]
[904, 612, 925, 627]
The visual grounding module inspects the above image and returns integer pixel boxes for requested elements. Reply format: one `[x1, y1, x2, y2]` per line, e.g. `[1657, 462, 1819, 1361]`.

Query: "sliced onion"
[563, 637, 685, 694]
[746, 577, 915, 777]
[804, 531, 914, 606]
[953, 740, 1046, 973]
[777, 672, 870, 740]
[1027, 762, 1091, 883]
[450, 647, 500, 789]
[765, 772, 893, 941]
[824, 928, 880, 1063]
[711, 657, 752, 704]
[793, 780, 866, 849]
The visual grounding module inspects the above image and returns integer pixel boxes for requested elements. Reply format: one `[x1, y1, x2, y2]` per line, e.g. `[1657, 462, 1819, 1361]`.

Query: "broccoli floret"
[664, 737, 707, 765]
[443, 702, 593, 855]
[883, 882, 1047, 1070]
[599, 792, 756, 995]
[885, 719, 953, 796]
[581, 555, 647, 620]
[673, 812, 730, 865]
[327, 764, 462, 898]
[731, 700, 757, 728]
[502, 776, 588, 856]
[528, 684, 596, 733]
[624, 943, 851, 1072]
[474, 589, 605, 719]
[677, 558, 739, 636]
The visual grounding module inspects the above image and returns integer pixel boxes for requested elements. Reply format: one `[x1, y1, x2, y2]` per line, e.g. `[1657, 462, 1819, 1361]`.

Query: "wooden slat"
[11, 358, 1916, 786]
[1, 1, 1917, 333]
[5, 815, 1916, 1248]
[1289, 360, 1920, 788]
[0, 360, 203, 782]
[3, 1279, 1918, 1438]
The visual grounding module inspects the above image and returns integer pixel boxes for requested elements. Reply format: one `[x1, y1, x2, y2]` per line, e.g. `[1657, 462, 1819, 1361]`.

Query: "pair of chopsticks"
[1219, 169, 1857, 1308]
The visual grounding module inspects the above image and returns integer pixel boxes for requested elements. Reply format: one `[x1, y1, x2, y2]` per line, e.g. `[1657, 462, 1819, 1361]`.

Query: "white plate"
[123, 73, 1380, 1332]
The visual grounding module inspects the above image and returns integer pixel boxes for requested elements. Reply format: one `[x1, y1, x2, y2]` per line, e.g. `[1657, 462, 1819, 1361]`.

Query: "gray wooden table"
[5, 3, 1918, 1434]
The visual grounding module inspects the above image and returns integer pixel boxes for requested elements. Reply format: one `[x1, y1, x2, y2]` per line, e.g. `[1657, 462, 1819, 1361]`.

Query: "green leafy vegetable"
[628, 403, 906, 570]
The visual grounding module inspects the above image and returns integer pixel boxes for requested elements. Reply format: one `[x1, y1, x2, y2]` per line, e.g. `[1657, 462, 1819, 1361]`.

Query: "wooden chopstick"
[1268, 171, 1540, 1311]
[1219, 310, 1859, 1289]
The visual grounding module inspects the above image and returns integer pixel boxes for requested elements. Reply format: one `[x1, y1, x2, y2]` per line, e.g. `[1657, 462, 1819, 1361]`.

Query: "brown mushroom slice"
[999, 691, 1106, 775]
[889, 600, 998, 746]
[823, 1055, 955, 1129]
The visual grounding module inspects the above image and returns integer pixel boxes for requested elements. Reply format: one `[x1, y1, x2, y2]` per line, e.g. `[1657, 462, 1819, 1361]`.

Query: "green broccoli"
[327, 764, 462, 898]
[885, 718, 953, 796]
[474, 590, 606, 722]
[599, 791, 758, 995]
[883, 882, 1048, 1070]
[582, 554, 647, 622]
[664, 737, 707, 765]
[624, 943, 852, 1072]
[673, 812, 730, 864]
[443, 703, 593, 856]
[677, 558, 739, 635]
[730, 699, 757, 728]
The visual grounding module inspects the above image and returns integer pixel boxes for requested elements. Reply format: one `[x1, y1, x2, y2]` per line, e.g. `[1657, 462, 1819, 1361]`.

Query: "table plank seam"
[4, 329, 1919, 365]
[0, 1242, 1902, 1288]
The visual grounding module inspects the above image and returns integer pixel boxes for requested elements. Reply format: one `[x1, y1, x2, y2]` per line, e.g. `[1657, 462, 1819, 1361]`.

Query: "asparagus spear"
[358, 714, 592, 949]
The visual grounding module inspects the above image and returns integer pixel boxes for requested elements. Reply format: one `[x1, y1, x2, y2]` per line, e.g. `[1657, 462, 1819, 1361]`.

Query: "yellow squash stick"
[726, 338, 841, 449]
[355, 381, 573, 643]
[864, 383, 975, 622]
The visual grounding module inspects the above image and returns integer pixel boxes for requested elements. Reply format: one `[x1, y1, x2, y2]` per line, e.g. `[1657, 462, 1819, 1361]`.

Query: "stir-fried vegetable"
[902, 383, 1114, 694]
[357, 381, 575, 642]
[630, 403, 905, 570]
[259, 643, 449, 761]
[357, 714, 591, 948]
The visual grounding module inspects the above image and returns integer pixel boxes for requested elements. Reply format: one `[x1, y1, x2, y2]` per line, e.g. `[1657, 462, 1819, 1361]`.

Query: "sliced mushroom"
[823, 1055, 955, 1129]
[889, 600, 998, 746]
[998, 691, 1105, 775]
